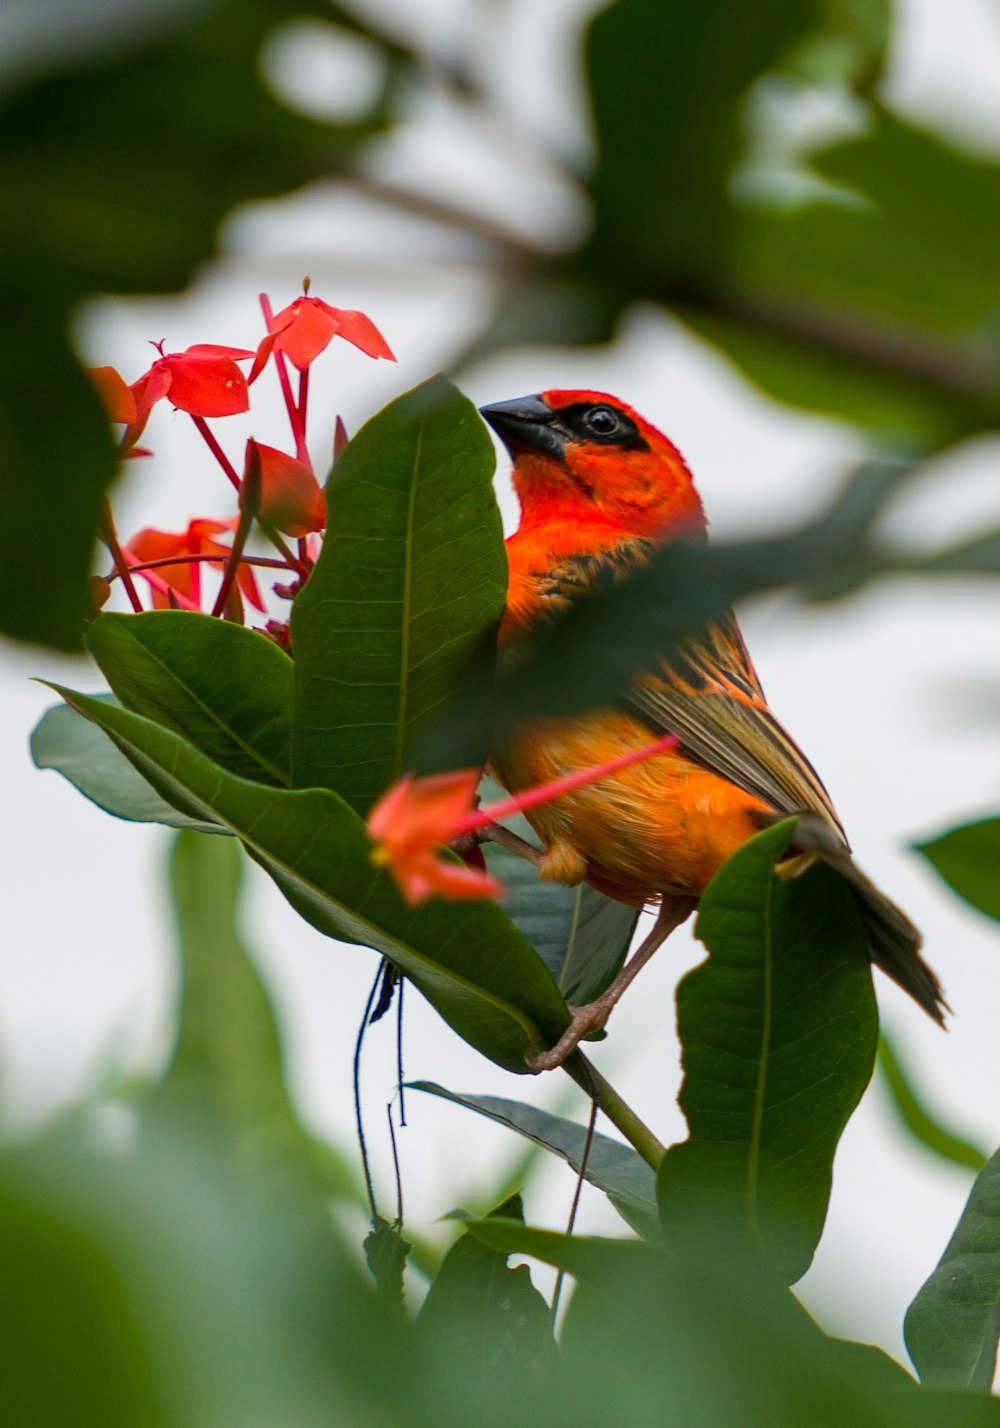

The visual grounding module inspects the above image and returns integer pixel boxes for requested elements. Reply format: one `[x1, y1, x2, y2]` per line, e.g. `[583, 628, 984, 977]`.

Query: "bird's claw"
[525, 999, 611, 1072]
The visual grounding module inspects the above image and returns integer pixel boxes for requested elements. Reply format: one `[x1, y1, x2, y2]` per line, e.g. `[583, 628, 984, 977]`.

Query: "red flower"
[368, 770, 505, 904]
[252, 442, 327, 537]
[367, 734, 682, 906]
[251, 297, 394, 377]
[125, 518, 264, 613]
[131, 344, 255, 420]
[88, 366, 137, 424]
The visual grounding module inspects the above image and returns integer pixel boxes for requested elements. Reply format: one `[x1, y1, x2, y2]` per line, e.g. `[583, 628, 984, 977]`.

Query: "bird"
[479, 389, 945, 1070]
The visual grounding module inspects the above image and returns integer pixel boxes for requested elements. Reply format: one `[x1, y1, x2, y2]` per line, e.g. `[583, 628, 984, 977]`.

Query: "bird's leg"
[526, 897, 697, 1072]
[466, 820, 543, 865]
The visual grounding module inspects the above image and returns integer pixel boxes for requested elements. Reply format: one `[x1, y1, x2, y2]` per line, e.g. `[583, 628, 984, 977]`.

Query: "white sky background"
[4, 0, 1000, 1362]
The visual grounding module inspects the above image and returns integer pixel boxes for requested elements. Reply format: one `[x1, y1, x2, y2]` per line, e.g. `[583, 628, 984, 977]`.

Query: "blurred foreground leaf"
[412, 1082, 659, 1238]
[292, 377, 505, 812]
[658, 820, 878, 1283]
[88, 612, 293, 786]
[916, 818, 1000, 924]
[877, 1033, 987, 1173]
[364, 1216, 412, 1311]
[418, 1193, 553, 1394]
[464, 1222, 952, 1426]
[905, 1147, 1000, 1391]
[48, 687, 569, 1073]
[145, 830, 360, 1207]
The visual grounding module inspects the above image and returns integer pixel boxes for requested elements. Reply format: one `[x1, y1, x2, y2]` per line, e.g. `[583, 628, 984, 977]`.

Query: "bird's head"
[480, 389, 705, 538]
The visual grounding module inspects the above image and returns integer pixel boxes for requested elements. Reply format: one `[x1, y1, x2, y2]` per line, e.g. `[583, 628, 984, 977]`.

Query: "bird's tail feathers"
[787, 813, 946, 1026]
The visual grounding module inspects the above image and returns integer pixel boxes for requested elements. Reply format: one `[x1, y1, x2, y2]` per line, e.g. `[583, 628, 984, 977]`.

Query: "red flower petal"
[163, 351, 249, 417]
[184, 344, 255, 360]
[131, 362, 172, 420]
[272, 298, 340, 371]
[126, 527, 200, 609]
[254, 442, 326, 537]
[88, 366, 136, 424]
[321, 304, 395, 361]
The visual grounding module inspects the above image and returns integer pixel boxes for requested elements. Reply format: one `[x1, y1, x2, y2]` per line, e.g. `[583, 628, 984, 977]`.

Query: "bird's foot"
[525, 996, 614, 1072]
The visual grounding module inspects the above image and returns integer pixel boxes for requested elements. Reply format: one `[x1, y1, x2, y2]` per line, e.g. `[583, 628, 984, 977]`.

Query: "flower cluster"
[90, 285, 394, 631]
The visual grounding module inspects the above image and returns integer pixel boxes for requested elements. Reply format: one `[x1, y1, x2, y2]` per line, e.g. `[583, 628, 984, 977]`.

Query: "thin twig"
[387, 1102, 405, 1228]
[107, 552, 292, 581]
[354, 964, 385, 1220]
[396, 976, 407, 1129]
[551, 1084, 598, 1324]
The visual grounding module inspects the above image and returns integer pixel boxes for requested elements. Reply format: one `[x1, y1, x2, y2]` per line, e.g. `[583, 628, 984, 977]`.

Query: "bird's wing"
[629, 614, 849, 845]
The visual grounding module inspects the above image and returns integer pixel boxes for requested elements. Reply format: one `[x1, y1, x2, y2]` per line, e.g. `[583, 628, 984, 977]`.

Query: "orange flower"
[251, 296, 395, 377]
[131, 344, 254, 420]
[367, 734, 680, 905]
[125, 518, 264, 613]
[88, 366, 137, 424]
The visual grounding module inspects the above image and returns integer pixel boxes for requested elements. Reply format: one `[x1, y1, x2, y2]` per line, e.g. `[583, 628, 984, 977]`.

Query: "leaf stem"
[563, 1053, 665, 1171]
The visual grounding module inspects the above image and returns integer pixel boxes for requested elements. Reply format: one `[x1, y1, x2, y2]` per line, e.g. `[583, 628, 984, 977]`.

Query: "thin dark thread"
[551, 1065, 599, 1324]
[387, 1101, 405, 1228]
[396, 976, 407, 1127]
[354, 963, 384, 1221]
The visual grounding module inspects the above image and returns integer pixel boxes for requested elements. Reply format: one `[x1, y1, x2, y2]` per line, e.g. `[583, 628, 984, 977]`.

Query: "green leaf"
[583, 0, 823, 285]
[657, 819, 878, 1283]
[145, 830, 361, 1206]
[479, 779, 639, 1004]
[0, 0, 398, 651]
[30, 694, 221, 833]
[915, 818, 1000, 924]
[291, 376, 505, 812]
[50, 686, 569, 1074]
[876, 1033, 987, 1173]
[905, 1147, 1000, 1390]
[411, 1082, 659, 1238]
[418, 1193, 554, 1388]
[87, 611, 293, 786]
[464, 1223, 928, 1426]
[364, 1216, 412, 1311]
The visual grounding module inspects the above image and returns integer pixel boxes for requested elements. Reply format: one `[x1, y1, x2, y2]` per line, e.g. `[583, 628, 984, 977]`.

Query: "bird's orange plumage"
[481, 388, 944, 1022]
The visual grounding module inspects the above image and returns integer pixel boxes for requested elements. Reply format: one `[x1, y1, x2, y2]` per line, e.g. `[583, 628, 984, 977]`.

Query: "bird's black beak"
[479, 395, 566, 461]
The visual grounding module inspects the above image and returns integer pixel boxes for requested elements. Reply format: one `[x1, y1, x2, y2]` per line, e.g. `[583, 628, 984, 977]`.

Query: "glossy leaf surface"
[657, 820, 878, 1283]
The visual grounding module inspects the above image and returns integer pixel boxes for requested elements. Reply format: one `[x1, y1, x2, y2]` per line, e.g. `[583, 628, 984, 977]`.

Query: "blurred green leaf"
[658, 820, 878, 1283]
[292, 377, 505, 813]
[49, 686, 569, 1073]
[411, 1082, 659, 1238]
[0, 1178, 160, 1427]
[583, 0, 823, 286]
[465, 1222, 936, 1426]
[418, 1193, 553, 1391]
[31, 693, 221, 832]
[876, 1033, 987, 1173]
[0, 1126, 422, 1427]
[145, 830, 361, 1207]
[479, 779, 640, 1005]
[915, 818, 1000, 924]
[905, 1147, 1000, 1391]
[88, 612, 293, 785]
[0, 0, 399, 651]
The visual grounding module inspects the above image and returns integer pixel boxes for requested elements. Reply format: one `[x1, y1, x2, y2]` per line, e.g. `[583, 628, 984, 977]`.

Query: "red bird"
[481, 389, 944, 1069]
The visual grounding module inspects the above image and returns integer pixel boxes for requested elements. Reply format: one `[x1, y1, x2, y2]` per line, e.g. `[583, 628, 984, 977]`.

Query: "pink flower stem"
[191, 416, 241, 490]
[457, 733, 680, 836]
[211, 498, 256, 620]
[297, 368, 310, 460]
[108, 553, 292, 581]
[260, 293, 308, 463]
[98, 498, 143, 612]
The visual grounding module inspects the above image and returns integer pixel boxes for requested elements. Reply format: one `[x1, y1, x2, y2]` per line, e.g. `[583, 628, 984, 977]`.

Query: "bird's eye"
[584, 406, 620, 436]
